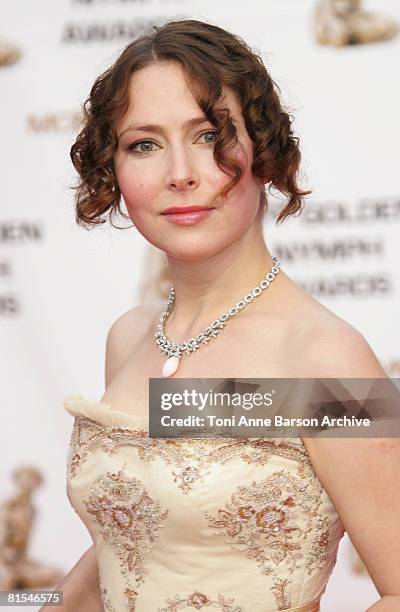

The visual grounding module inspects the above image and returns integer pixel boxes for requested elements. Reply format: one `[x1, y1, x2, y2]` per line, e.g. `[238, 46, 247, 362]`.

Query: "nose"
[166, 144, 200, 192]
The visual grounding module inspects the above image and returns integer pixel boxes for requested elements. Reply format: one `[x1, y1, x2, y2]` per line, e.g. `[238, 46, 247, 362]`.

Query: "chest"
[102, 320, 297, 418]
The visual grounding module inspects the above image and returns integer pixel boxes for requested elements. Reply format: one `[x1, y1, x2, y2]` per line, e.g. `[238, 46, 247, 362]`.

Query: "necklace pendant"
[162, 355, 181, 377]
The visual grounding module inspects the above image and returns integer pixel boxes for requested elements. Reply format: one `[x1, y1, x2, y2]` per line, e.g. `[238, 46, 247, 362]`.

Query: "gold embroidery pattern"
[296, 459, 316, 482]
[305, 516, 331, 574]
[206, 470, 320, 574]
[100, 586, 115, 612]
[271, 577, 292, 610]
[69, 417, 311, 494]
[68, 417, 152, 479]
[98, 575, 116, 612]
[158, 591, 245, 611]
[205, 470, 334, 608]
[84, 469, 168, 611]
[172, 465, 211, 493]
[124, 588, 139, 610]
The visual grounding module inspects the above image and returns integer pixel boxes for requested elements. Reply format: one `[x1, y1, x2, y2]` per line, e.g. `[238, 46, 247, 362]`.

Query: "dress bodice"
[65, 394, 344, 612]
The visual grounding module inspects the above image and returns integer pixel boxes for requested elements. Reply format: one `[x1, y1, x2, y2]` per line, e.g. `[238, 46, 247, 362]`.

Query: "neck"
[164, 221, 276, 342]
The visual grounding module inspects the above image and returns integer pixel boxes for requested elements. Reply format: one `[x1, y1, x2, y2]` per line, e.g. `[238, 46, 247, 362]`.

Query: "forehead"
[120, 61, 242, 125]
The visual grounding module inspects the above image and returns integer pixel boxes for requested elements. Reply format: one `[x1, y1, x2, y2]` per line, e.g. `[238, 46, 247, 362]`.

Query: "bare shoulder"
[105, 301, 163, 386]
[289, 297, 386, 378]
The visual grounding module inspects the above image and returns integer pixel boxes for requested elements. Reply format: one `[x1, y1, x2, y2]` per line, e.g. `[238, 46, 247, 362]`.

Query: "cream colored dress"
[65, 395, 345, 612]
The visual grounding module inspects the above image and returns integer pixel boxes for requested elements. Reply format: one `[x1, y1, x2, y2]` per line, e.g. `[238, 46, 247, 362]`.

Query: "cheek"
[115, 163, 158, 214]
[225, 150, 259, 210]
[224, 173, 262, 231]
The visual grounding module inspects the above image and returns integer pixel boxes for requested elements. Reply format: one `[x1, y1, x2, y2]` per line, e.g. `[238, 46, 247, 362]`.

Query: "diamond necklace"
[155, 256, 280, 377]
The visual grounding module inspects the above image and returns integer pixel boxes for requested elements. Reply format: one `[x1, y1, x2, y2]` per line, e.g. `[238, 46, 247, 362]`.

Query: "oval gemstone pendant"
[162, 355, 180, 377]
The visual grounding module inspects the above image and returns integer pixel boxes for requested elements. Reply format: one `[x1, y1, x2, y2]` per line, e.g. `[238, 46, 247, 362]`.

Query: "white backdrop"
[1, 1, 399, 610]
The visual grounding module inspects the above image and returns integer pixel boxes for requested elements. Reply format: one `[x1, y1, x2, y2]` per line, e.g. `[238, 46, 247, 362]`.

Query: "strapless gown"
[64, 394, 345, 612]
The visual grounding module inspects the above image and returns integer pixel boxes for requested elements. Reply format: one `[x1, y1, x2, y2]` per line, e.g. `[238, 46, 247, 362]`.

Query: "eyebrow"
[117, 116, 211, 139]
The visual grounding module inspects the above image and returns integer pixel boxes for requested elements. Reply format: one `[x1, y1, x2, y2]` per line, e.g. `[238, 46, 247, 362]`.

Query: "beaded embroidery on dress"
[65, 394, 344, 612]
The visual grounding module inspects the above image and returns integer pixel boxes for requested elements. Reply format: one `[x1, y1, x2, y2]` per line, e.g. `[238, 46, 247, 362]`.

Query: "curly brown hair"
[70, 19, 310, 229]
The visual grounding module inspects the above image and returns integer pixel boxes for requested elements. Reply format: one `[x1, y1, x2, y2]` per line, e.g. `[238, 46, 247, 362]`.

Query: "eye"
[127, 140, 159, 155]
[198, 130, 217, 144]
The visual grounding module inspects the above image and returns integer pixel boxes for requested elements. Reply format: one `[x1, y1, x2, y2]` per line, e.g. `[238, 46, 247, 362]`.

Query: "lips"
[161, 205, 214, 226]
[162, 205, 211, 214]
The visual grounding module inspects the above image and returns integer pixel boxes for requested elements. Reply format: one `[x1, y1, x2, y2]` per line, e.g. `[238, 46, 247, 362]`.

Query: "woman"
[48, 19, 399, 612]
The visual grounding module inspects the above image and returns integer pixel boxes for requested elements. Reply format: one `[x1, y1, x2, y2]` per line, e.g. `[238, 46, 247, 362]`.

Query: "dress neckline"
[63, 394, 309, 454]
[64, 394, 148, 429]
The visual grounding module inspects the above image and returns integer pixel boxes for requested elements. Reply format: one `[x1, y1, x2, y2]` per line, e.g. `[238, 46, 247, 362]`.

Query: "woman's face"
[114, 61, 264, 261]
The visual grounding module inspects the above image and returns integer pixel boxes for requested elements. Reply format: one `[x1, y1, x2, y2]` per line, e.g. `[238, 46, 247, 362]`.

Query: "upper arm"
[301, 323, 400, 597]
[304, 436, 400, 598]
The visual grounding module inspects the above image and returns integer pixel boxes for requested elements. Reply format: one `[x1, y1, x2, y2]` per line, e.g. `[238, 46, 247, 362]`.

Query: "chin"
[164, 245, 221, 263]
[159, 236, 232, 263]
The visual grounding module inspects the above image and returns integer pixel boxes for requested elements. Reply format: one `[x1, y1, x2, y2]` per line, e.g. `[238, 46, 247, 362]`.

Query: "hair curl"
[70, 19, 310, 228]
